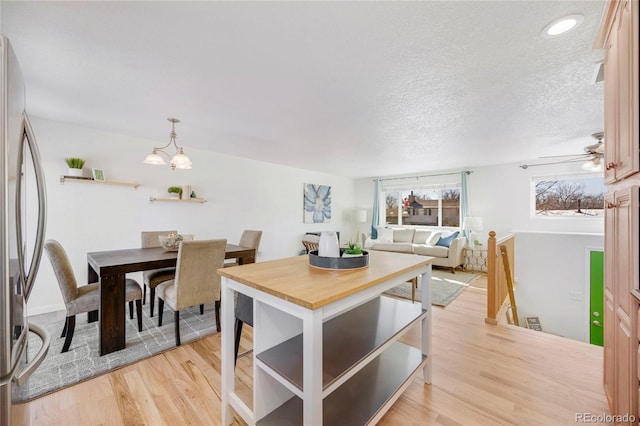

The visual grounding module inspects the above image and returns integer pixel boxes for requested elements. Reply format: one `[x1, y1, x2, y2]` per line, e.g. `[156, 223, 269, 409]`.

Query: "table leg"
[99, 273, 126, 355]
[87, 266, 99, 323]
[221, 278, 235, 426]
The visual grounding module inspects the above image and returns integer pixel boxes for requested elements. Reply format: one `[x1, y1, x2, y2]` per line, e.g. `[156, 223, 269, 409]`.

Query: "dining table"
[87, 244, 256, 356]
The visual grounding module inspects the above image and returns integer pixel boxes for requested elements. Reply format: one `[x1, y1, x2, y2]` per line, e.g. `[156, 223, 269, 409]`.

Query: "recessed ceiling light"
[541, 14, 584, 38]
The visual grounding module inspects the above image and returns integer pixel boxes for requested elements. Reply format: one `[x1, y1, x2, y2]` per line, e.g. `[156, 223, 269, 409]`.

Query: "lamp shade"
[144, 151, 166, 165]
[356, 209, 367, 223]
[462, 216, 483, 231]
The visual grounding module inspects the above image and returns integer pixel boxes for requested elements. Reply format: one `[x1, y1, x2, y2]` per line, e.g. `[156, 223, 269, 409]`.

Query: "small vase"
[318, 231, 340, 257]
[68, 168, 83, 177]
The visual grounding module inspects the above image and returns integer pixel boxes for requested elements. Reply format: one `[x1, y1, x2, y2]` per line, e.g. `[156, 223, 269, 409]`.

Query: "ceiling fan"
[520, 132, 604, 170]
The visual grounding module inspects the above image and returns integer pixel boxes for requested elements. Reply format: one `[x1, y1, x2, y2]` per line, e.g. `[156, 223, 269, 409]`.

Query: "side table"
[463, 246, 488, 272]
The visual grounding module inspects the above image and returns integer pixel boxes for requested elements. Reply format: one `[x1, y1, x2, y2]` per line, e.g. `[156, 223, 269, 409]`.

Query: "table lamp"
[462, 216, 483, 248]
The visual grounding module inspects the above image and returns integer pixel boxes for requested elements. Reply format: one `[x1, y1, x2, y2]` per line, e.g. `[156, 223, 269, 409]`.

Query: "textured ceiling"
[1, 1, 605, 178]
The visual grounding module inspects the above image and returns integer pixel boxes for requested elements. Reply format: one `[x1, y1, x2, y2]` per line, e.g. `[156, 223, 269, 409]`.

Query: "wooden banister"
[485, 231, 516, 325]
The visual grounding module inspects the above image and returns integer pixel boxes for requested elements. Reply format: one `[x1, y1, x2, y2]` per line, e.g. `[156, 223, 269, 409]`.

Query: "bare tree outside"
[535, 177, 605, 217]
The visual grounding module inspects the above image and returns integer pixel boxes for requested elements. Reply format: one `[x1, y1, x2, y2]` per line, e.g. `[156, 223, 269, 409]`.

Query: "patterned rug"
[12, 302, 218, 403]
[384, 269, 480, 306]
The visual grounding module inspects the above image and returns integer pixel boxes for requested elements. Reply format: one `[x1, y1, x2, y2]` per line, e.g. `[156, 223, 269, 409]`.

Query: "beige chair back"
[44, 240, 79, 304]
[141, 230, 178, 248]
[302, 234, 320, 252]
[239, 230, 262, 250]
[173, 239, 226, 310]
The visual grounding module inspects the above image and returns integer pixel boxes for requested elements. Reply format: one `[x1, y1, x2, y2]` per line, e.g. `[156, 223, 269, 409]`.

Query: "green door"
[589, 250, 604, 346]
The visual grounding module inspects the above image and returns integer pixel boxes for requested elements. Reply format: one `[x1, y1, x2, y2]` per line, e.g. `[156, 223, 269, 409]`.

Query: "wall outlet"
[569, 291, 583, 302]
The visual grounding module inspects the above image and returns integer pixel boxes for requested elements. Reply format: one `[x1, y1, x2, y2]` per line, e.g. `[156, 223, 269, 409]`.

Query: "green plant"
[345, 241, 362, 255]
[167, 186, 183, 195]
[65, 157, 85, 169]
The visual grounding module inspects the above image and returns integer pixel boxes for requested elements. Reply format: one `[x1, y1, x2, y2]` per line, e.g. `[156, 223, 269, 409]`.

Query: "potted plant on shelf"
[65, 157, 85, 177]
[167, 186, 183, 199]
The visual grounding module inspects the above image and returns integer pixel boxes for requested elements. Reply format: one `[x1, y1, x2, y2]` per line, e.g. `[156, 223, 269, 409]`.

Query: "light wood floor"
[13, 275, 610, 425]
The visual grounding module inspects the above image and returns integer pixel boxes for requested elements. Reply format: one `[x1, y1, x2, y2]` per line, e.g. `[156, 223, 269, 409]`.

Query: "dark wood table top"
[87, 244, 255, 276]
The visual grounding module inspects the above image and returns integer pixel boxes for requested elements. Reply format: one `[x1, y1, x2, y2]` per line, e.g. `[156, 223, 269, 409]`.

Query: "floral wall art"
[303, 183, 331, 223]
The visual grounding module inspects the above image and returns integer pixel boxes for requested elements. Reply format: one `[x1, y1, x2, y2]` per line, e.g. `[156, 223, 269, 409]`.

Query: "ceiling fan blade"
[538, 153, 590, 159]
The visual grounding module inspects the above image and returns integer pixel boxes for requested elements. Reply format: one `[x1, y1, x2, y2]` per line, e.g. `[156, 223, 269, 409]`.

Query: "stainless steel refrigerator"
[0, 35, 50, 424]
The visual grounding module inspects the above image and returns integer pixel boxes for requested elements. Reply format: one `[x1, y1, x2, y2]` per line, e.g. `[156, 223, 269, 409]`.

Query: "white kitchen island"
[219, 250, 433, 425]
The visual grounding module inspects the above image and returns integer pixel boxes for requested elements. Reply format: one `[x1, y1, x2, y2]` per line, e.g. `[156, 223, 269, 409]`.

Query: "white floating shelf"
[59, 175, 140, 188]
[149, 196, 207, 204]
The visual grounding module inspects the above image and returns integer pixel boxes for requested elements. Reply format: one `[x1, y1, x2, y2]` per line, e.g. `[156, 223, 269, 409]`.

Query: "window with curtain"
[381, 174, 462, 227]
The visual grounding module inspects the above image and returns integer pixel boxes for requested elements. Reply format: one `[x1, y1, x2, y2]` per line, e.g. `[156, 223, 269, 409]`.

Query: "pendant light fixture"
[144, 118, 192, 170]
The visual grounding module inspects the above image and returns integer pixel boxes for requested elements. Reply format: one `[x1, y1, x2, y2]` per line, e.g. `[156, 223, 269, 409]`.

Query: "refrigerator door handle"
[12, 322, 50, 386]
[15, 113, 47, 301]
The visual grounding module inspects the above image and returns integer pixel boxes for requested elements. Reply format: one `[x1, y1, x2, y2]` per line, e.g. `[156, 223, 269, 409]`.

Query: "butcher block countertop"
[218, 250, 433, 310]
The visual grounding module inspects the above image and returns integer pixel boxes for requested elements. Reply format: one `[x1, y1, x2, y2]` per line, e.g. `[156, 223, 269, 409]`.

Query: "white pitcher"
[318, 231, 340, 257]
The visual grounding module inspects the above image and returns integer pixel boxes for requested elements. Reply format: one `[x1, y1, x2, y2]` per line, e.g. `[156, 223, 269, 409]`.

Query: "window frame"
[530, 172, 606, 219]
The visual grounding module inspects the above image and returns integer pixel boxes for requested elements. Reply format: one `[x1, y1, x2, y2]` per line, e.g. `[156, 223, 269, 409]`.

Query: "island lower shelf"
[256, 295, 426, 393]
[256, 341, 427, 426]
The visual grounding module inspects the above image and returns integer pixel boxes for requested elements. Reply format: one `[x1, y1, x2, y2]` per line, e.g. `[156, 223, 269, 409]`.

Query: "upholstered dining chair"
[156, 239, 226, 346]
[141, 230, 176, 317]
[224, 230, 263, 364]
[44, 239, 143, 353]
[301, 234, 320, 253]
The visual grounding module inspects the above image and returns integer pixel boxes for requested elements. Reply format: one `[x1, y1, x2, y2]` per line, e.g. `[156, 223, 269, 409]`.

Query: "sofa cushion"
[371, 242, 413, 253]
[393, 228, 415, 243]
[436, 231, 460, 248]
[377, 227, 393, 243]
[413, 230, 431, 244]
[427, 231, 441, 245]
[413, 244, 449, 257]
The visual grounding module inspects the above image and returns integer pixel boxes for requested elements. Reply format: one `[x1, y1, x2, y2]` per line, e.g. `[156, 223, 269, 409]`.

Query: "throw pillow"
[436, 231, 460, 248]
[427, 231, 442, 246]
[413, 230, 430, 244]
[378, 227, 394, 243]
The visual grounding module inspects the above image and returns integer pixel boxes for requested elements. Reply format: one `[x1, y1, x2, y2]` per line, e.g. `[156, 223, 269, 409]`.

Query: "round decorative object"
[158, 232, 183, 251]
[308, 249, 369, 270]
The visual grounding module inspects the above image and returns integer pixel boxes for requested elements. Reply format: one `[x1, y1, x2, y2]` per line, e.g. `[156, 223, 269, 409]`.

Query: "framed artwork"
[304, 183, 331, 223]
[92, 168, 105, 181]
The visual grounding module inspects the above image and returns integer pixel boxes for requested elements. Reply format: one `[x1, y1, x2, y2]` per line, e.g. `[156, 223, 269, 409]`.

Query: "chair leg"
[87, 310, 98, 323]
[174, 310, 181, 346]
[150, 287, 156, 317]
[61, 315, 76, 353]
[61, 319, 67, 338]
[129, 301, 134, 319]
[200, 304, 204, 315]
[450, 267, 455, 274]
[215, 300, 221, 332]
[234, 319, 244, 366]
[143, 284, 147, 305]
[136, 300, 143, 332]
[158, 298, 164, 326]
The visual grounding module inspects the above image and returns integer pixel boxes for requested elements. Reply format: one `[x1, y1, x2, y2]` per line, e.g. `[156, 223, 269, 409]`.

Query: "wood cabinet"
[597, 1, 640, 423]
[603, 0, 639, 184]
[605, 188, 639, 420]
[219, 252, 432, 425]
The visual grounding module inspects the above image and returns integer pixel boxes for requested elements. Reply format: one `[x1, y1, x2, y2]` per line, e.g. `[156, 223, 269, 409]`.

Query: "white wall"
[355, 161, 604, 343]
[514, 231, 603, 342]
[30, 117, 357, 314]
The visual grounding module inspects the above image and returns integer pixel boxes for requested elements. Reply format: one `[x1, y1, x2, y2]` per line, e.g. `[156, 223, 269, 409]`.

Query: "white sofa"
[362, 227, 465, 273]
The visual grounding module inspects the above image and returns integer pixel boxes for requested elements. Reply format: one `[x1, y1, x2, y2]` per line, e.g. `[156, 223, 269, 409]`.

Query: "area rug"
[12, 302, 218, 403]
[384, 269, 480, 306]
